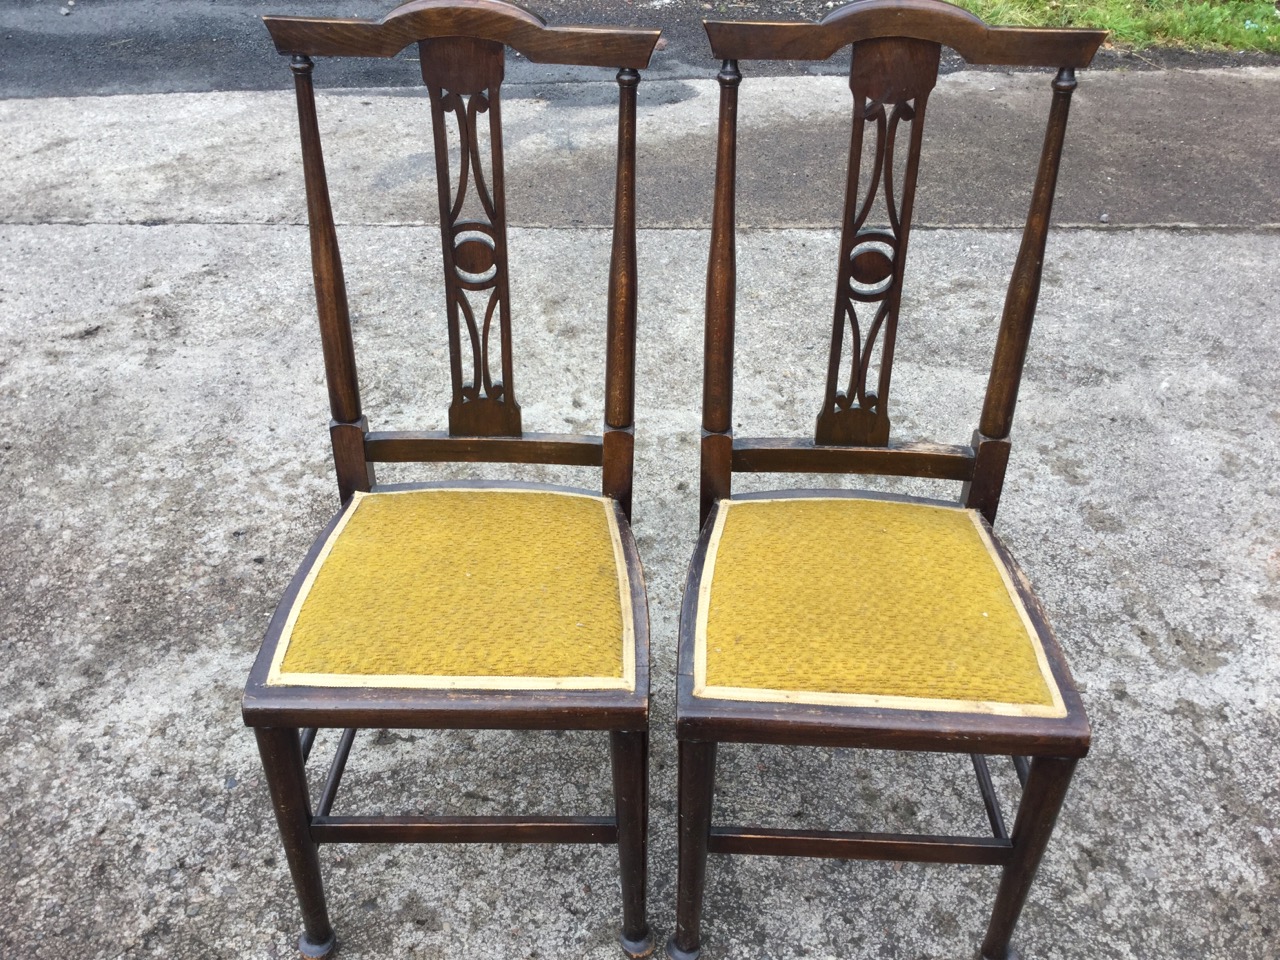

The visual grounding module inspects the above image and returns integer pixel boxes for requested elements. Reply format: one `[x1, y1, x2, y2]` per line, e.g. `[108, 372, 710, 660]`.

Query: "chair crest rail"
[264, 0, 661, 67]
[703, 0, 1105, 67]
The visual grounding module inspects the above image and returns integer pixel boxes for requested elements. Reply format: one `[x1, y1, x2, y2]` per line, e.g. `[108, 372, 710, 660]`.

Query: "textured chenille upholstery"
[694, 497, 1064, 717]
[268, 488, 634, 691]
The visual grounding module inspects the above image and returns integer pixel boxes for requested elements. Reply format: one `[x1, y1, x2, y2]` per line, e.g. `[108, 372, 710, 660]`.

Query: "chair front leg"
[611, 730, 653, 957]
[254, 727, 336, 958]
[667, 739, 717, 960]
[980, 756, 1078, 960]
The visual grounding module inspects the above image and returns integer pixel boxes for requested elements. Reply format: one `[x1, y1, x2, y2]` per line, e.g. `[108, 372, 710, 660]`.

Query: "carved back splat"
[421, 36, 521, 437]
[816, 37, 939, 447]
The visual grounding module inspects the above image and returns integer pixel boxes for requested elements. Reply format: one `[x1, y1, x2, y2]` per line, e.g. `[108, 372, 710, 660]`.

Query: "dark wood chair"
[669, 3, 1106, 958]
[240, 3, 660, 957]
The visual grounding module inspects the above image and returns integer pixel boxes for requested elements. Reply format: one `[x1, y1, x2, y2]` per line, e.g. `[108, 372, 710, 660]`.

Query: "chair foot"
[979, 947, 1021, 960]
[665, 936, 701, 960]
[299, 930, 337, 958]
[620, 926, 655, 959]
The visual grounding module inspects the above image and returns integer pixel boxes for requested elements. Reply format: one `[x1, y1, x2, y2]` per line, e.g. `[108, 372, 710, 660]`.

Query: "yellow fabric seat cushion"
[267, 488, 634, 690]
[694, 497, 1065, 717]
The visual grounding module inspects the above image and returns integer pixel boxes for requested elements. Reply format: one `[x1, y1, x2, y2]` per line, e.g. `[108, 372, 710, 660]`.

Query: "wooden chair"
[669, 3, 1106, 958]
[240, 3, 660, 957]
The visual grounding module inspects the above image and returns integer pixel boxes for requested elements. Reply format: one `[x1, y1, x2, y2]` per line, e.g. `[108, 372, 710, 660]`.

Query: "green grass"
[952, 0, 1280, 52]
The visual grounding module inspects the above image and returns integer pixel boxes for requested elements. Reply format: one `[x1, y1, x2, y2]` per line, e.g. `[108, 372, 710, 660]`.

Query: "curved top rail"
[264, 0, 661, 68]
[704, 0, 1106, 68]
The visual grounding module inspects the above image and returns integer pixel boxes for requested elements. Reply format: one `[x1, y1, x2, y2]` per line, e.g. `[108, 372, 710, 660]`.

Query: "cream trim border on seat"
[692, 497, 1067, 718]
[266, 488, 637, 691]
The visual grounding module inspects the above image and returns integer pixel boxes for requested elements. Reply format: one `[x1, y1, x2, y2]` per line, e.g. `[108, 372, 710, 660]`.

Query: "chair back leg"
[669, 740, 718, 960]
[980, 757, 1079, 959]
[611, 730, 654, 956]
[254, 727, 336, 958]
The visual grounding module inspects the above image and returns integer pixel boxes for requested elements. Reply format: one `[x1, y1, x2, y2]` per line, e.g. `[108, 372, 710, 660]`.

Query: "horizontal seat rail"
[708, 825, 1013, 865]
[364, 430, 604, 466]
[731, 437, 975, 480]
[311, 814, 619, 845]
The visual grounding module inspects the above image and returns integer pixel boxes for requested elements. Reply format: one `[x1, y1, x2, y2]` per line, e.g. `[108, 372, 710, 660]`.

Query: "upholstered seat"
[268, 488, 635, 691]
[693, 497, 1064, 717]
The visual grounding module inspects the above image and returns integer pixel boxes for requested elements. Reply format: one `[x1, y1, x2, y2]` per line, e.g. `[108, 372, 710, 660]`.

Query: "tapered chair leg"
[667, 740, 717, 960]
[980, 757, 1078, 960]
[255, 727, 336, 959]
[611, 730, 653, 958]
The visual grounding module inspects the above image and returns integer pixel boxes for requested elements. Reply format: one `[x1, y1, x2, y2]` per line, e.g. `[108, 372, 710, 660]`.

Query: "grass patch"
[953, 0, 1280, 52]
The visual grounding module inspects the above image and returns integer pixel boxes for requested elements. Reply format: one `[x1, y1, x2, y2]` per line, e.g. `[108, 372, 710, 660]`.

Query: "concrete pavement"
[1, 57, 1278, 960]
[4, 70, 1280, 228]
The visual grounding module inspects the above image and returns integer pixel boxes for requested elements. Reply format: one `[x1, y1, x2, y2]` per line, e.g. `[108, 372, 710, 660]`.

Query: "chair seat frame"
[675, 492, 1089, 758]
[244, 479, 649, 733]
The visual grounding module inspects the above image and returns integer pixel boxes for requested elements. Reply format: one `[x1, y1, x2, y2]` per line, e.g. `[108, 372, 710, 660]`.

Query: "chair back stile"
[289, 55, 374, 503]
[603, 67, 641, 517]
[267, 2, 658, 515]
[700, 60, 740, 523]
[967, 66, 1080, 522]
[698, 0, 1103, 528]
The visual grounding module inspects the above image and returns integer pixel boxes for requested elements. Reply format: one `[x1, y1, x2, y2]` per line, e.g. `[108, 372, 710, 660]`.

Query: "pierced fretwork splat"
[816, 37, 940, 447]
[421, 36, 522, 437]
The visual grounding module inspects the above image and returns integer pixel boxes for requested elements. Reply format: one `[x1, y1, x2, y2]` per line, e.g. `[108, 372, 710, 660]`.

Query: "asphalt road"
[4, 0, 1280, 98]
[3, 0, 838, 95]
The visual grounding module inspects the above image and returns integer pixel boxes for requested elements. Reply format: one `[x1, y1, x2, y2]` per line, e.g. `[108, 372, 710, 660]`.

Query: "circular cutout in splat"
[453, 228, 498, 287]
[847, 234, 897, 301]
